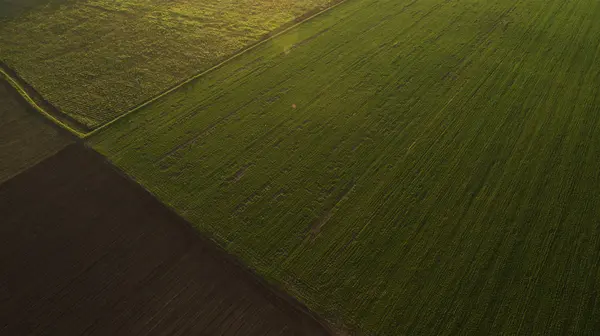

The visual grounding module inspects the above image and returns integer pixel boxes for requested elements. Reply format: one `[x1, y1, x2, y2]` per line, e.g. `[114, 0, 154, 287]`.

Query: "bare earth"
[0, 77, 72, 184]
[0, 144, 331, 336]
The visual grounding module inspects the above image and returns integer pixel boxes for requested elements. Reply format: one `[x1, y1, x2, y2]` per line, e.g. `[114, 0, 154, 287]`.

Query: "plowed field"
[0, 78, 72, 184]
[0, 144, 330, 336]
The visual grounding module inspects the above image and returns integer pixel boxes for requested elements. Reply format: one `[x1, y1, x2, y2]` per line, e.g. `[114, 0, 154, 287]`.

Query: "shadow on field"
[0, 0, 69, 19]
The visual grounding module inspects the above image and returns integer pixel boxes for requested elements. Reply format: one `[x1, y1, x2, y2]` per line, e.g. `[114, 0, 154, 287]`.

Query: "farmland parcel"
[0, 0, 339, 130]
[0, 144, 330, 335]
[91, 0, 600, 334]
[0, 78, 72, 184]
[91, 0, 600, 333]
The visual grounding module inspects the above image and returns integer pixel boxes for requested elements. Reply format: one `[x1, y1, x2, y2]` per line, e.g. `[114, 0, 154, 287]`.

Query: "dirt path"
[0, 144, 331, 336]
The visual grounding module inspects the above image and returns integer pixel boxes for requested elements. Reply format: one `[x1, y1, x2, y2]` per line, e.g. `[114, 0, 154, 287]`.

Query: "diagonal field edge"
[85, 0, 352, 139]
[0, 0, 352, 140]
[0, 142, 335, 335]
[0, 67, 87, 138]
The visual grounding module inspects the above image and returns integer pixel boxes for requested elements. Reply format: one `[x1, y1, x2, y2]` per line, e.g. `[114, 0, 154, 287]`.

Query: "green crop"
[91, 0, 600, 333]
[0, 0, 338, 129]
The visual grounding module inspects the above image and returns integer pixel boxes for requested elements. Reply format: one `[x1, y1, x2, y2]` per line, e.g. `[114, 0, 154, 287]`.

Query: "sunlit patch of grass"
[0, 0, 339, 128]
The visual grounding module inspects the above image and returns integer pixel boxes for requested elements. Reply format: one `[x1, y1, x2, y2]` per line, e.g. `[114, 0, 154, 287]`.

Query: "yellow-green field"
[0, 0, 338, 129]
[91, 0, 600, 333]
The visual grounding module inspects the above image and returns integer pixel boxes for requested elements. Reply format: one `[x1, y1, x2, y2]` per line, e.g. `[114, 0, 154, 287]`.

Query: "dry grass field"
[0, 0, 339, 129]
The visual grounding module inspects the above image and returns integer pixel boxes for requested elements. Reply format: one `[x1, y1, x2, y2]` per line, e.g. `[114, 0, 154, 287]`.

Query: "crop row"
[91, 0, 600, 333]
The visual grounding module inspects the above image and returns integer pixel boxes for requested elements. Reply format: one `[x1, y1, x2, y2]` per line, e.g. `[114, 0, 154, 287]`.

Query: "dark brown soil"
[0, 144, 331, 336]
[0, 77, 73, 184]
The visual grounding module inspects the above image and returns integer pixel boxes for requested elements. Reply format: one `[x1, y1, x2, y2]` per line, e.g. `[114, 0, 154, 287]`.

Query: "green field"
[0, 78, 72, 184]
[0, 0, 339, 130]
[89, 0, 600, 333]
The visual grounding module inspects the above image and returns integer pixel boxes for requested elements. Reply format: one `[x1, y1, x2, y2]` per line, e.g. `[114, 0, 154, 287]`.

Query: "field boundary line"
[86, 0, 351, 138]
[0, 66, 87, 138]
[80, 143, 336, 335]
